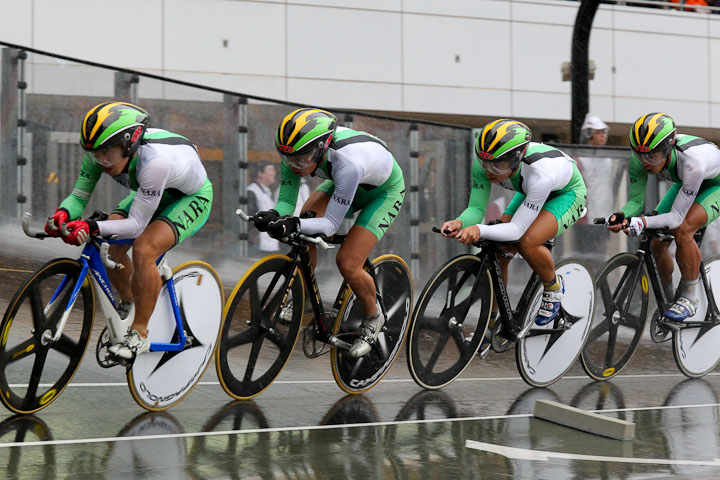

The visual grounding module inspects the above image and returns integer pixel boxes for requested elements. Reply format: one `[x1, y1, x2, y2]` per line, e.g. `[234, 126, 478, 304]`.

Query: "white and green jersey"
[275, 126, 403, 237]
[458, 143, 585, 241]
[60, 128, 208, 238]
[622, 134, 720, 229]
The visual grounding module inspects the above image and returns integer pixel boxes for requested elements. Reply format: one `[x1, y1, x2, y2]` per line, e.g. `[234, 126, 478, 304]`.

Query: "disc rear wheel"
[128, 261, 224, 411]
[673, 255, 720, 378]
[517, 259, 595, 387]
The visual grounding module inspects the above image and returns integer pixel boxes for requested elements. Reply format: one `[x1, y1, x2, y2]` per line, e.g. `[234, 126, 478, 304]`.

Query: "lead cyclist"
[43, 102, 213, 360]
[253, 108, 405, 358]
[606, 112, 720, 323]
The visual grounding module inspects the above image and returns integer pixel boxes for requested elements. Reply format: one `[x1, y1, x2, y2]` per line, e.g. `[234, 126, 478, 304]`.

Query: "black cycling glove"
[253, 209, 279, 232]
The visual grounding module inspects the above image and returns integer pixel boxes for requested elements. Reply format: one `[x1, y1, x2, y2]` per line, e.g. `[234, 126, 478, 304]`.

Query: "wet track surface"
[2, 219, 720, 479]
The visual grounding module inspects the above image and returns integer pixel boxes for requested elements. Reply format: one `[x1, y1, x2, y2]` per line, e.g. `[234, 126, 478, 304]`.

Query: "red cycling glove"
[44, 209, 69, 237]
[63, 219, 100, 246]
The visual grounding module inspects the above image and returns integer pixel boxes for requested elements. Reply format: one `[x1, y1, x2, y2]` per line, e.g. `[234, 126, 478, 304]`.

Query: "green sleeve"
[274, 161, 300, 216]
[59, 153, 103, 219]
[620, 155, 647, 217]
[504, 192, 526, 217]
[457, 159, 491, 227]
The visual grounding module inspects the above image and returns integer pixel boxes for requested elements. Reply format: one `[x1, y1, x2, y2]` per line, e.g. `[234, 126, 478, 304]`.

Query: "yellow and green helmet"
[475, 119, 532, 168]
[629, 112, 676, 155]
[275, 108, 337, 166]
[80, 102, 150, 157]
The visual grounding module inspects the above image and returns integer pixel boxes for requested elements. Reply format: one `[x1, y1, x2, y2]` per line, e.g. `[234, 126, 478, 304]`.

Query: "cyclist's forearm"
[457, 206, 486, 227]
[59, 190, 91, 219]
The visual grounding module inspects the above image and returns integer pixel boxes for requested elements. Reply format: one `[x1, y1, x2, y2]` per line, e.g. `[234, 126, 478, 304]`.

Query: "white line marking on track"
[466, 440, 720, 466]
[1, 402, 720, 449]
[10, 371, 719, 388]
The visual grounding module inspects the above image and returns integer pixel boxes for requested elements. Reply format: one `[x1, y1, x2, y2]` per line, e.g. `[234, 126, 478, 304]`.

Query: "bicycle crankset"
[96, 327, 121, 368]
[649, 309, 672, 343]
[302, 317, 328, 358]
[491, 321, 514, 353]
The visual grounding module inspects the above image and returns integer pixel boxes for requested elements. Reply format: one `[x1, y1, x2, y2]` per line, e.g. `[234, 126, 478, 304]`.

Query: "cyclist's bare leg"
[516, 210, 559, 283]
[673, 203, 706, 281]
[299, 191, 331, 268]
[129, 220, 176, 338]
[106, 213, 133, 303]
[337, 225, 379, 317]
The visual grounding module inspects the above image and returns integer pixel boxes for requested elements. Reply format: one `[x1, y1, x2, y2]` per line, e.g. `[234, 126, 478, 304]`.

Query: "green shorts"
[656, 180, 720, 226]
[543, 186, 588, 238]
[504, 163, 586, 238]
[316, 162, 406, 241]
[113, 177, 213, 245]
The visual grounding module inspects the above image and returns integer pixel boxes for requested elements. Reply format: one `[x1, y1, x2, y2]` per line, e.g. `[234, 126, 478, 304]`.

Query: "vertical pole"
[571, 0, 600, 144]
[341, 114, 355, 233]
[222, 94, 241, 255]
[409, 124, 420, 279]
[112, 72, 140, 202]
[114, 72, 140, 104]
[0, 47, 19, 217]
[238, 96, 249, 258]
[15, 50, 28, 218]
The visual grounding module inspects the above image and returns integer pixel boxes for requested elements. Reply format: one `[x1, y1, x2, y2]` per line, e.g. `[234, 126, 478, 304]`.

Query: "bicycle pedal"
[104, 350, 130, 368]
[660, 319, 682, 332]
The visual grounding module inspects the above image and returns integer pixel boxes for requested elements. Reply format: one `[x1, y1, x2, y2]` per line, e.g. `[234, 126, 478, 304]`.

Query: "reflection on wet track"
[2, 222, 720, 478]
[3, 375, 720, 478]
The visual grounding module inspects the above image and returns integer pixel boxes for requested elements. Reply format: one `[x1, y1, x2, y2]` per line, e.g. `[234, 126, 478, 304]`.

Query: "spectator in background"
[669, 0, 710, 12]
[581, 114, 609, 146]
[575, 114, 617, 266]
[248, 162, 280, 252]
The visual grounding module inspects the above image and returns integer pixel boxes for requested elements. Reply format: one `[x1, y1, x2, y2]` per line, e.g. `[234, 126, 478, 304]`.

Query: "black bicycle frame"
[473, 241, 553, 341]
[275, 234, 378, 344]
[638, 228, 720, 325]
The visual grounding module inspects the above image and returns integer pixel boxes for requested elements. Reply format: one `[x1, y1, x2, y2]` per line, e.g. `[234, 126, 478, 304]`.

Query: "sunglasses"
[481, 159, 513, 176]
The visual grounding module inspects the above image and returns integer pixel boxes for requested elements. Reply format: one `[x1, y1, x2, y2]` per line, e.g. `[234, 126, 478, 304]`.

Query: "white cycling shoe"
[349, 313, 386, 358]
[109, 329, 151, 360]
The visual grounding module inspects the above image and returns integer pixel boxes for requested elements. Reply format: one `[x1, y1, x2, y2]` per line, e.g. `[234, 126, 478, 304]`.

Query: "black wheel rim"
[582, 254, 648, 379]
[408, 256, 491, 388]
[0, 260, 93, 414]
[217, 257, 303, 399]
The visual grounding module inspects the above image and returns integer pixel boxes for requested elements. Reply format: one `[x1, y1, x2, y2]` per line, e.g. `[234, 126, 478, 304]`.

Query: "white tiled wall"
[1, 0, 719, 127]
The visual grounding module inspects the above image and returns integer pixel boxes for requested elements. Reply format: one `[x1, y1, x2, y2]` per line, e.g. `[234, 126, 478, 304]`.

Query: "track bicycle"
[215, 209, 413, 398]
[0, 212, 224, 413]
[407, 228, 595, 388]
[581, 219, 720, 380]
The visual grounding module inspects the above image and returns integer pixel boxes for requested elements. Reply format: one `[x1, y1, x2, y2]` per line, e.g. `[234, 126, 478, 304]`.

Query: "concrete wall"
[1, 0, 718, 127]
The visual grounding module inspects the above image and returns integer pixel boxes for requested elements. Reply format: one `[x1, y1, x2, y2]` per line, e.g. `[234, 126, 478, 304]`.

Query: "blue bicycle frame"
[48, 238, 186, 352]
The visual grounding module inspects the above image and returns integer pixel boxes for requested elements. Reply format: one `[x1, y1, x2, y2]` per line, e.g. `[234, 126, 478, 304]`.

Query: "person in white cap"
[575, 114, 618, 263]
[581, 114, 609, 146]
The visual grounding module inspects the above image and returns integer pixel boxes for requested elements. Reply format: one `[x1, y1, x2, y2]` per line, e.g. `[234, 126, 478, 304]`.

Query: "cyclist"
[44, 102, 213, 359]
[253, 108, 405, 358]
[441, 119, 587, 327]
[606, 112, 720, 323]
